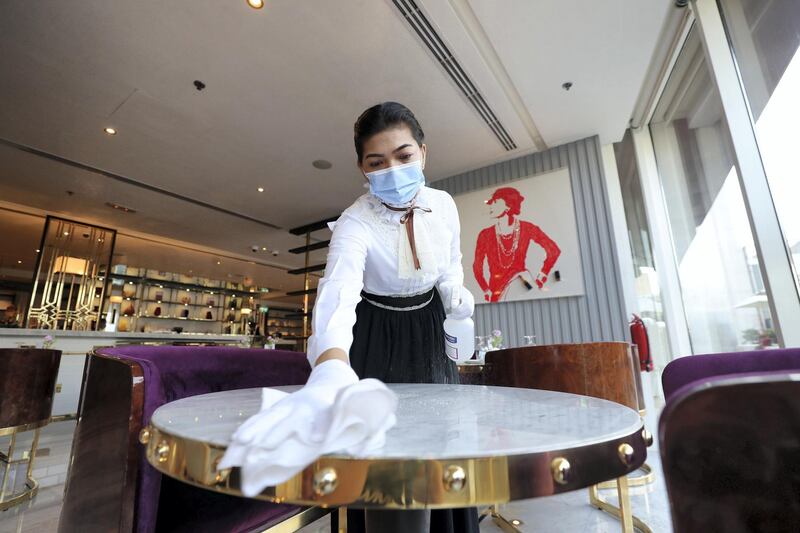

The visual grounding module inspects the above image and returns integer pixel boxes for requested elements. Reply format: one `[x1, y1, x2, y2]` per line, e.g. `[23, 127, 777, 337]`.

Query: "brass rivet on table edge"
[618, 443, 635, 465]
[443, 465, 467, 492]
[156, 441, 170, 463]
[551, 457, 571, 485]
[213, 457, 231, 484]
[139, 427, 151, 444]
[642, 428, 653, 447]
[313, 467, 339, 496]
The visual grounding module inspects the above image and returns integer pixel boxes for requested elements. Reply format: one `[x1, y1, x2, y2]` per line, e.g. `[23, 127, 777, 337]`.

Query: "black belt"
[361, 289, 435, 311]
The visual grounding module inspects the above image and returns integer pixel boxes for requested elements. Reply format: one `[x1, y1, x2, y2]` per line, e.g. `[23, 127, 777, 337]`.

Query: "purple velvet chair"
[659, 349, 800, 532]
[59, 345, 330, 533]
[661, 347, 800, 403]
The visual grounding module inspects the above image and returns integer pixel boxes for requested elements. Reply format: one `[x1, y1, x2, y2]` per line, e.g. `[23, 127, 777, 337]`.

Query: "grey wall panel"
[431, 136, 629, 347]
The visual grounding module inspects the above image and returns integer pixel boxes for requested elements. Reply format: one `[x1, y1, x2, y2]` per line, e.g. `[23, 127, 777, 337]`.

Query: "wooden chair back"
[0, 348, 61, 431]
[482, 342, 640, 410]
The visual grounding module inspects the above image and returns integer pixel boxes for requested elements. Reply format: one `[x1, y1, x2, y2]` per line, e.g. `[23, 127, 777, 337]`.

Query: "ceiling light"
[312, 159, 333, 170]
[106, 202, 136, 214]
[216, 261, 221, 265]
[247, 0, 264, 8]
[104, 127, 117, 136]
[17, 260, 22, 264]
[63, 231, 70, 236]
[261, 247, 267, 251]
[257, 187, 264, 192]
[35, 249, 40, 253]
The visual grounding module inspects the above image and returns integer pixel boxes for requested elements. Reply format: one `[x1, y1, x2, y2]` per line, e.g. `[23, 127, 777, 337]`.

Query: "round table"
[140, 384, 647, 510]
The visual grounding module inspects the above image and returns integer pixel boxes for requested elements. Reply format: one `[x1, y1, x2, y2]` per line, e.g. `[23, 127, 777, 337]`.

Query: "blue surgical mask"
[366, 160, 425, 206]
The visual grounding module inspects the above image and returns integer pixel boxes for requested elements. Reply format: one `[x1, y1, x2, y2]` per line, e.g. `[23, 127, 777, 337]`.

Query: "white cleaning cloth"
[218, 371, 398, 497]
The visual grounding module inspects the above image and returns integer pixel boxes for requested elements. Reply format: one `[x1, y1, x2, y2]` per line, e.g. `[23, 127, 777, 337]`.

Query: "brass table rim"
[143, 397, 647, 509]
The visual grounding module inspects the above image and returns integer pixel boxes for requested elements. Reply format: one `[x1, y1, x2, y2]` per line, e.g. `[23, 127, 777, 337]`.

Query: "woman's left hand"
[440, 285, 475, 319]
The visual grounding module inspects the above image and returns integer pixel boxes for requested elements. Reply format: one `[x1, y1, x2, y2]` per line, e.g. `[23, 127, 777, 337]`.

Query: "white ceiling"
[0, 0, 671, 295]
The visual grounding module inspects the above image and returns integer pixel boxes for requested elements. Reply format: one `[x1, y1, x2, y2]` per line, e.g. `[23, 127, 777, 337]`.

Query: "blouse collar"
[364, 186, 432, 223]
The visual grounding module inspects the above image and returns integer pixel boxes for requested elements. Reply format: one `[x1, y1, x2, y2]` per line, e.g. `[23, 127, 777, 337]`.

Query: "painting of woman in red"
[472, 187, 561, 302]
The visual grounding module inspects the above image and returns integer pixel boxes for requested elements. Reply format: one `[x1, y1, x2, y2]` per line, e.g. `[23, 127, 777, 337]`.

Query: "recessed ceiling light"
[104, 127, 117, 136]
[261, 247, 267, 251]
[35, 249, 40, 253]
[312, 159, 333, 170]
[257, 187, 264, 192]
[17, 260, 22, 264]
[63, 231, 70, 236]
[247, 0, 264, 8]
[216, 261, 221, 265]
[106, 202, 136, 214]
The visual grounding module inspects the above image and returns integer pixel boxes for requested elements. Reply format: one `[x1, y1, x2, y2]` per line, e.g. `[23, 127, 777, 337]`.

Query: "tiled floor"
[0, 421, 75, 533]
[0, 420, 672, 532]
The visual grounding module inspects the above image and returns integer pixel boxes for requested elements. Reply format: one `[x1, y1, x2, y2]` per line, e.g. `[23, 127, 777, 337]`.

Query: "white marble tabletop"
[151, 384, 642, 460]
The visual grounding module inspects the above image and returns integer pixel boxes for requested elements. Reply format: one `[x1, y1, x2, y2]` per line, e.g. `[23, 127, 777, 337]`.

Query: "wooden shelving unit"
[288, 216, 337, 351]
[264, 306, 306, 344]
[107, 268, 264, 335]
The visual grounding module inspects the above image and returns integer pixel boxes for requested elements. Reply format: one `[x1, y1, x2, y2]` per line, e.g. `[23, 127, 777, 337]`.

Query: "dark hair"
[488, 187, 525, 218]
[354, 102, 425, 163]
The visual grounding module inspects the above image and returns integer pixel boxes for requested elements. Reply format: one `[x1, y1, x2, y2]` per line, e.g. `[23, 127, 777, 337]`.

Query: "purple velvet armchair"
[58, 345, 329, 533]
[659, 348, 800, 532]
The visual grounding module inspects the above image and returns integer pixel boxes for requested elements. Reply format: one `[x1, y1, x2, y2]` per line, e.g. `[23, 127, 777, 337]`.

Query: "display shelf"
[141, 299, 219, 307]
[106, 267, 268, 335]
[137, 315, 217, 322]
[265, 306, 305, 345]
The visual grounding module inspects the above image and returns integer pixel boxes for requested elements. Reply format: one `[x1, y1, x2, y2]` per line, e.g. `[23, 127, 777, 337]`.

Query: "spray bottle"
[443, 286, 475, 362]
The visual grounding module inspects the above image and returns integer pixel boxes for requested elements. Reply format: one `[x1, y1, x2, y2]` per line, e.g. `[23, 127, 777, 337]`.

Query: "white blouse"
[307, 186, 464, 365]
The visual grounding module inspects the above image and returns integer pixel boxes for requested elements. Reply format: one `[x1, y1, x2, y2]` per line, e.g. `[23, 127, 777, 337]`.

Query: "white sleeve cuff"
[307, 327, 354, 367]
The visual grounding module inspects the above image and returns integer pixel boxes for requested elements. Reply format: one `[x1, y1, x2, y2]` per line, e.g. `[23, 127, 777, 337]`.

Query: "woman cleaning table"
[307, 102, 478, 533]
[220, 102, 477, 533]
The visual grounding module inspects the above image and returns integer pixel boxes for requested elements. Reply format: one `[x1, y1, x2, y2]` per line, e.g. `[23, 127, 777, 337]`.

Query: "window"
[721, 0, 800, 291]
[649, 26, 774, 353]
[614, 130, 671, 369]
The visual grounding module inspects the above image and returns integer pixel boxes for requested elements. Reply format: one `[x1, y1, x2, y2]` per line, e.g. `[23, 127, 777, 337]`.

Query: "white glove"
[217, 359, 398, 497]
[439, 284, 475, 320]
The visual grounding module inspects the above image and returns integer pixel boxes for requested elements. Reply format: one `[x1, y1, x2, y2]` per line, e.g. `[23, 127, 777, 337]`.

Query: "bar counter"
[0, 328, 252, 416]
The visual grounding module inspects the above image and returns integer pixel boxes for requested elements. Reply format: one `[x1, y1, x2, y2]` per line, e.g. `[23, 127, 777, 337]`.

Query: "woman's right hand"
[484, 289, 492, 302]
[229, 359, 359, 449]
[218, 358, 398, 497]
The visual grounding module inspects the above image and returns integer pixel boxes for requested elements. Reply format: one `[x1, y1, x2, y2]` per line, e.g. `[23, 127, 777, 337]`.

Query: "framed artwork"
[454, 167, 585, 303]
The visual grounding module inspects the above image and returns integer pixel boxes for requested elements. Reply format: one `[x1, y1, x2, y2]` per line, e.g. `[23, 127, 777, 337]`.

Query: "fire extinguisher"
[630, 314, 653, 372]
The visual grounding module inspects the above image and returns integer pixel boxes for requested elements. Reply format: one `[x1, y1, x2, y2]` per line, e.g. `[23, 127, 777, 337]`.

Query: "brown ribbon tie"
[382, 202, 432, 270]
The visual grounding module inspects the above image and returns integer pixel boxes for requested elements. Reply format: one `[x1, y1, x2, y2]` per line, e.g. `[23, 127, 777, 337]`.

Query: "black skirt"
[342, 288, 480, 533]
